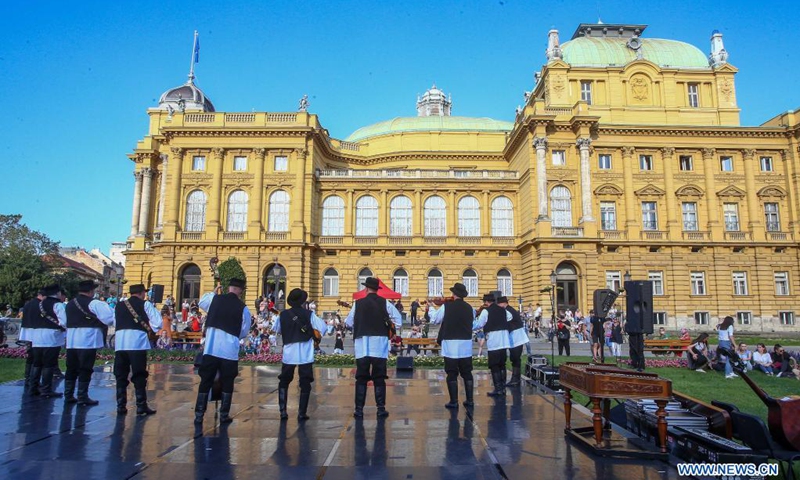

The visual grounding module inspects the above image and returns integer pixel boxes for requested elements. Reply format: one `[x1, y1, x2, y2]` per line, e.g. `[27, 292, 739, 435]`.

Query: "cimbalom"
[125, 22, 800, 332]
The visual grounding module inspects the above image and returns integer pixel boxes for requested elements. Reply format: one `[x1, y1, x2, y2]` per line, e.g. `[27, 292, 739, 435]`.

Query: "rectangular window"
[605, 271, 621, 292]
[732, 271, 748, 296]
[649, 271, 664, 295]
[552, 150, 566, 166]
[233, 156, 247, 171]
[760, 156, 773, 172]
[687, 83, 699, 108]
[192, 155, 205, 171]
[274, 155, 288, 171]
[736, 311, 752, 325]
[679, 155, 693, 171]
[774, 272, 790, 295]
[639, 155, 653, 171]
[600, 202, 617, 230]
[691, 271, 706, 295]
[394, 277, 409, 297]
[723, 203, 740, 231]
[779, 311, 795, 325]
[682, 202, 698, 231]
[598, 154, 612, 170]
[641, 202, 658, 230]
[428, 276, 443, 297]
[694, 311, 709, 325]
[654, 312, 667, 325]
[580, 81, 592, 105]
[720, 156, 734, 172]
[463, 277, 478, 297]
[323, 275, 339, 297]
[765, 203, 780, 231]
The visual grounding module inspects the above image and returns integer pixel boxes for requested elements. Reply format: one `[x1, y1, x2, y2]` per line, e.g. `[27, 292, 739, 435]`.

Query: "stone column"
[413, 190, 422, 237]
[164, 147, 184, 238]
[448, 190, 457, 237]
[345, 189, 354, 237]
[742, 149, 763, 240]
[577, 138, 594, 223]
[482, 190, 490, 236]
[156, 154, 168, 228]
[130, 170, 143, 237]
[207, 148, 225, 237]
[534, 137, 549, 220]
[661, 147, 679, 239]
[379, 189, 388, 237]
[702, 148, 721, 236]
[621, 147, 639, 236]
[292, 149, 308, 238]
[137, 167, 154, 236]
[249, 148, 267, 237]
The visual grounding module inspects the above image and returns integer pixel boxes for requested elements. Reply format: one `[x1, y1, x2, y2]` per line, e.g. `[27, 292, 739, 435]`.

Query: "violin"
[336, 299, 352, 309]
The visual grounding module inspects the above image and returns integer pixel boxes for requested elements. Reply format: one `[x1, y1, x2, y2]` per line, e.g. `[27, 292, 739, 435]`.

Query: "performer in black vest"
[344, 277, 402, 418]
[498, 297, 529, 387]
[113, 284, 162, 415]
[429, 283, 476, 409]
[473, 293, 512, 397]
[64, 280, 115, 405]
[194, 278, 252, 424]
[25, 284, 66, 398]
[19, 289, 45, 396]
[275, 288, 327, 420]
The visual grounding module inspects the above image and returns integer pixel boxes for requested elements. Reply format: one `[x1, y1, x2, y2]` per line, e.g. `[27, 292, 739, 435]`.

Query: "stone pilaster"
[249, 148, 267, 238]
[156, 154, 168, 228]
[207, 147, 225, 238]
[661, 147, 679, 240]
[534, 137, 549, 221]
[164, 147, 184, 239]
[129, 170, 143, 238]
[742, 148, 764, 241]
[621, 147, 639, 237]
[702, 148, 722, 237]
[577, 138, 594, 223]
[291, 149, 307, 240]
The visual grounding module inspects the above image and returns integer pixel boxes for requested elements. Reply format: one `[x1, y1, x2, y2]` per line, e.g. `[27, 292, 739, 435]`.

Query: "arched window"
[390, 196, 413, 237]
[497, 269, 513, 296]
[424, 196, 447, 237]
[184, 190, 207, 232]
[321, 196, 345, 236]
[226, 189, 249, 232]
[355, 196, 378, 236]
[357, 267, 373, 291]
[180, 264, 201, 304]
[550, 186, 572, 227]
[428, 268, 443, 297]
[491, 196, 514, 237]
[268, 190, 290, 232]
[393, 268, 409, 297]
[323, 267, 339, 297]
[458, 196, 480, 236]
[463, 269, 478, 297]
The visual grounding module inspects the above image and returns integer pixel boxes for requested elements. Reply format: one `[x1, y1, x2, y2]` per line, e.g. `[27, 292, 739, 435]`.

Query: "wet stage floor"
[0, 364, 678, 479]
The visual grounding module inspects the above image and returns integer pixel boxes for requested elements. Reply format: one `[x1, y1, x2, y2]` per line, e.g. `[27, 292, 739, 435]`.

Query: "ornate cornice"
[597, 126, 788, 139]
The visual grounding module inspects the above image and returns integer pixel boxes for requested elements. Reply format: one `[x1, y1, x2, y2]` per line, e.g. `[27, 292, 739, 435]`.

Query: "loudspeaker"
[593, 289, 619, 318]
[150, 284, 164, 304]
[396, 356, 414, 371]
[624, 280, 654, 334]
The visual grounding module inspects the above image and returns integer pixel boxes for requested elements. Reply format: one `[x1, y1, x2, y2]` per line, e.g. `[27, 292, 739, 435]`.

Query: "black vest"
[353, 293, 389, 339]
[483, 304, 508, 334]
[27, 297, 63, 330]
[114, 297, 149, 332]
[21, 299, 39, 329]
[205, 293, 246, 337]
[439, 299, 474, 341]
[506, 306, 523, 331]
[65, 295, 105, 329]
[279, 307, 313, 344]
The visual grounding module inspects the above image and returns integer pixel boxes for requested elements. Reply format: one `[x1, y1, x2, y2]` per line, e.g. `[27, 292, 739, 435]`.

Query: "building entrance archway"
[263, 263, 287, 309]
[555, 262, 579, 314]
[180, 264, 202, 305]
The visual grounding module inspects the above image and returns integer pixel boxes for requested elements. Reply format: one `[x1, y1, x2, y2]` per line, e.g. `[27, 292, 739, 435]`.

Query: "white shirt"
[509, 327, 529, 348]
[753, 351, 772, 366]
[534, 307, 542, 318]
[429, 303, 475, 359]
[198, 292, 252, 361]
[66, 297, 115, 349]
[473, 308, 513, 351]
[114, 299, 162, 351]
[275, 310, 327, 364]
[718, 325, 734, 342]
[344, 298, 402, 359]
[31, 298, 67, 348]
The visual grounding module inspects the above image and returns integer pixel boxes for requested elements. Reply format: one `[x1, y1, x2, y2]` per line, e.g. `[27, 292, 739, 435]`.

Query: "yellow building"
[125, 23, 800, 332]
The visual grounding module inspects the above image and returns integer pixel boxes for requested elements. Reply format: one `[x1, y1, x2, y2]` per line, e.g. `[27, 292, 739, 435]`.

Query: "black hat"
[482, 293, 496, 302]
[42, 284, 61, 296]
[496, 296, 509, 304]
[229, 278, 246, 289]
[449, 283, 469, 298]
[77, 280, 99, 292]
[287, 288, 308, 308]
[362, 277, 380, 290]
[129, 284, 146, 295]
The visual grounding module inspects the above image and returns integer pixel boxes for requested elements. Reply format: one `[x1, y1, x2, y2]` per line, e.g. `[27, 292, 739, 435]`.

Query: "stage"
[0, 364, 678, 479]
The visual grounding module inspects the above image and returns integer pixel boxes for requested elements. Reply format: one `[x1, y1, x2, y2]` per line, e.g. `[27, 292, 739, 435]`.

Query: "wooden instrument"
[336, 299, 394, 339]
[673, 391, 732, 439]
[336, 299, 352, 309]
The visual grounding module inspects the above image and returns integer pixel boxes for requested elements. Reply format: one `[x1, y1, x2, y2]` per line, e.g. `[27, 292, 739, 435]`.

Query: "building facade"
[125, 23, 800, 332]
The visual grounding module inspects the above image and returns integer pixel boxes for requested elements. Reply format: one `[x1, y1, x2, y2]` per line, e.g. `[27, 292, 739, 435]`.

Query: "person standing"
[556, 316, 571, 356]
[24, 285, 66, 398]
[429, 283, 476, 409]
[344, 277, 402, 418]
[64, 280, 115, 405]
[498, 296, 528, 388]
[717, 316, 737, 379]
[410, 299, 419, 326]
[19, 289, 45, 396]
[181, 299, 190, 323]
[113, 284, 162, 415]
[194, 278, 252, 424]
[275, 288, 327, 421]
[473, 293, 512, 397]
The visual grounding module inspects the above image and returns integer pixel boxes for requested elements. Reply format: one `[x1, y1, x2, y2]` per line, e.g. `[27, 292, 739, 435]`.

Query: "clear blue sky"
[1, 0, 798, 252]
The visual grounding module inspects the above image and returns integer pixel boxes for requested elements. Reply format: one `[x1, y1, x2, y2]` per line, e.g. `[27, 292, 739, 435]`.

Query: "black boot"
[27, 366, 42, 396]
[375, 386, 389, 417]
[39, 368, 63, 398]
[194, 392, 209, 424]
[486, 370, 506, 397]
[501, 368, 508, 387]
[64, 379, 77, 403]
[77, 381, 99, 406]
[278, 388, 288, 420]
[116, 386, 128, 414]
[506, 367, 521, 387]
[353, 384, 367, 418]
[23, 361, 32, 393]
[462, 379, 474, 407]
[444, 381, 459, 409]
[219, 392, 233, 423]
[297, 391, 310, 421]
[135, 388, 156, 416]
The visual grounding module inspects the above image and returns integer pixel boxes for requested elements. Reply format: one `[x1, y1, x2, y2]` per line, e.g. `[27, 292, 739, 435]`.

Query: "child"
[333, 331, 344, 354]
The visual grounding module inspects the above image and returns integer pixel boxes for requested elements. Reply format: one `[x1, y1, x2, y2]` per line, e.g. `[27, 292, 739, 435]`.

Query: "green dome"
[562, 37, 710, 69]
[345, 116, 514, 142]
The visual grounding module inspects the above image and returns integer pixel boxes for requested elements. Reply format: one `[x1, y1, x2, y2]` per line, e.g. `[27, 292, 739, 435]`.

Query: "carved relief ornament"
[675, 184, 704, 198]
[621, 146, 636, 157]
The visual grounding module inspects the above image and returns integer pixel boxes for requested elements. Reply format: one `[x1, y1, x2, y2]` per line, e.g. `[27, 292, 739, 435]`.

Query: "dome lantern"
[416, 84, 452, 117]
[156, 31, 215, 113]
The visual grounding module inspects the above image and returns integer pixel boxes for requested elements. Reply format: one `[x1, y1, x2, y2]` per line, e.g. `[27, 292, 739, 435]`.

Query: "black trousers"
[444, 357, 473, 382]
[508, 345, 523, 369]
[32, 346, 60, 368]
[487, 349, 507, 372]
[355, 356, 388, 387]
[410, 311, 417, 323]
[278, 362, 314, 392]
[198, 355, 239, 394]
[629, 333, 645, 370]
[66, 348, 97, 382]
[557, 339, 570, 356]
[114, 350, 149, 390]
[26, 344, 34, 366]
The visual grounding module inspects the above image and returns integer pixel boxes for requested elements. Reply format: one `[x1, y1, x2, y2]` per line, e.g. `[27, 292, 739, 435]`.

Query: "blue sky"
[1, 0, 798, 252]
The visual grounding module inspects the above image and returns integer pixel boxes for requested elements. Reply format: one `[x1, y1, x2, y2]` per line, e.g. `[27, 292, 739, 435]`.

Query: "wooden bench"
[172, 331, 203, 349]
[404, 337, 441, 354]
[644, 339, 691, 355]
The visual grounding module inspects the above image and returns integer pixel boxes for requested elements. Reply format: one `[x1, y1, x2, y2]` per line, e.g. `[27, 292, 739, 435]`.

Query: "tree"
[217, 257, 246, 290]
[0, 215, 61, 308]
[0, 215, 59, 255]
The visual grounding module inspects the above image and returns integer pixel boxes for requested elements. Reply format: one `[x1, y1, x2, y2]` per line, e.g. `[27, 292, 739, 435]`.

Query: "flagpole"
[188, 30, 198, 83]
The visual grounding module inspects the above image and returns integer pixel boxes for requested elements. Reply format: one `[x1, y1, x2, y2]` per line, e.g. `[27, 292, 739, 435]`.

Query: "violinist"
[473, 293, 512, 397]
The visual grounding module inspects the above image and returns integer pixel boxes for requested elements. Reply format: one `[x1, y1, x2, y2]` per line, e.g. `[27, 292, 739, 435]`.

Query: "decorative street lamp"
[624, 270, 632, 283]
[548, 270, 558, 367]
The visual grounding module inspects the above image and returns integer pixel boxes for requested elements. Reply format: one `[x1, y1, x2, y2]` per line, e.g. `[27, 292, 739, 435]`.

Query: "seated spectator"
[390, 333, 403, 356]
[187, 313, 201, 332]
[752, 343, 774, 376]
[156, 330, 171, 349]
[406, 326, 422, 356]
[687, 333, 710, 372]
[736, 343, 753, 371]
[771, 344, 797, 378]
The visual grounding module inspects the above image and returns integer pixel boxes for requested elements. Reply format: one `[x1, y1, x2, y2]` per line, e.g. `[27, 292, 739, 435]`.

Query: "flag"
[193, 34, 200, 64]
